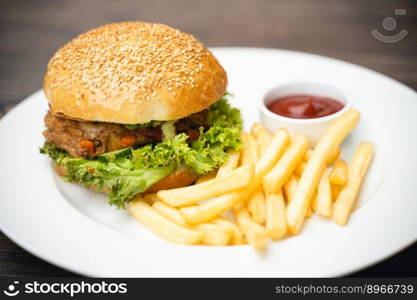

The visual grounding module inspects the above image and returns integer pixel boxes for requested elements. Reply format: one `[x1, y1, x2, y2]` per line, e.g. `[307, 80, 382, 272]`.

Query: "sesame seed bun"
[44, 22, 227, 124]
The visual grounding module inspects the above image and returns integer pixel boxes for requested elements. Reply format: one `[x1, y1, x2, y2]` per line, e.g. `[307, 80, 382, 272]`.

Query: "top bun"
[44, 22, 227, 124]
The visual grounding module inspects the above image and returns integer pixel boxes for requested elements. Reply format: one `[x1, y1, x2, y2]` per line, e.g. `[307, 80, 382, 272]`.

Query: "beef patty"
[43, 110, 208, 158]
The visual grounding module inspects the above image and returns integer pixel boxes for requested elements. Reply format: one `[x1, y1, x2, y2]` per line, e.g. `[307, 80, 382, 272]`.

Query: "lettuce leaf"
[65, 153, 173, 207]
[40, 94, 242, 208]
[207, 93, 242, 129]
[40, 141, 70, 164]
[40, 144, 174, 208]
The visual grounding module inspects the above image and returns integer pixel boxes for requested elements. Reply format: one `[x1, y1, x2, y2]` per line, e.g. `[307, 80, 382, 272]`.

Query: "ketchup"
[267, 95, 344, 119]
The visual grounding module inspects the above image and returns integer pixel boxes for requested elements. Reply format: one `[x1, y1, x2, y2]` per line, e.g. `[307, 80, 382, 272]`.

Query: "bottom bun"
[53, 163, 198, 194]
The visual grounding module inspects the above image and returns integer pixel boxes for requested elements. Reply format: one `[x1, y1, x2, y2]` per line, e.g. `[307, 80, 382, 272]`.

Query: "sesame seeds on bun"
[44, 22, 227, 124]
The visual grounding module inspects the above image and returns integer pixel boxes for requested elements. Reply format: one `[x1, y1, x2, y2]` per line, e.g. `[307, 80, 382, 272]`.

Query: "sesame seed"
[46, 22, 211, 100]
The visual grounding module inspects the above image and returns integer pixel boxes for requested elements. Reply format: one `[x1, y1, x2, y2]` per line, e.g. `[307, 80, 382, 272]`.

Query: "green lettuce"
[40, 94, 242, 208]
[207, 92, 242, 129]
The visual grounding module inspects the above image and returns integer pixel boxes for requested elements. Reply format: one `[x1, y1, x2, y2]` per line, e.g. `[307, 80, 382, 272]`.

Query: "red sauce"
[267, 94, 344, 119]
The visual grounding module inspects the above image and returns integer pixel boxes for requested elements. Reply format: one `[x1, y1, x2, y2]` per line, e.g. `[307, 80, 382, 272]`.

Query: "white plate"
[0, 47, 416, 277]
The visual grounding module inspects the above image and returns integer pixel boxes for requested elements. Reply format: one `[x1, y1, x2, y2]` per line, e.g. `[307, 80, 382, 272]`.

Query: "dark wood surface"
[0, 0, 416, 277]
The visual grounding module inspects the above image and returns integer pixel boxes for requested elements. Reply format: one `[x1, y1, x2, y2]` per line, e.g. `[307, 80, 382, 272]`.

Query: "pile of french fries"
[128, 109, 374, 250]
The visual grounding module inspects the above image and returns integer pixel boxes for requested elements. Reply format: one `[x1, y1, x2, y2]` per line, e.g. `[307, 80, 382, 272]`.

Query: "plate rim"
[1, 47, 416, 277]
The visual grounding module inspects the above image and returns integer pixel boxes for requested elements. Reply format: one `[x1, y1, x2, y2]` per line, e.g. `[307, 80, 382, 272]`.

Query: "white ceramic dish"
[0, 47, 417, 277]
[260, 81, 351, 145]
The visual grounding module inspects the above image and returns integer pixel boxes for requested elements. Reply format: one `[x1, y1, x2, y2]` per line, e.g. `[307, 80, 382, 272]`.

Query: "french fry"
[329, 159, 348, 186]
[212, 218, 246, 245]
[157, 164, 254, 207]
[237, 128, 290, 210]
[311, 191, 318, 213]
[254, 128, 290, 182]
[263, 134, 308, 193]
[179, 128, 287, 222]
[247, 187, 266, 224]
[327, 148, 341, 166]
[294, 160, 307, 177]
[230, 128, 290, 211]
[283, 175, 312, 218]
[128, 198, 202, 244]
[152, 201, 186, 226]
[305, 204, 312, 218]
[180, 128, 289, 225]
[304, 149, 314, 161]
[265, 191, 287, 240]
[216, 151, 240, 178]
[329, 159, 348, 201]
[240, 132, 259, 164]
[193, 223, 233, 246]
[180, 191, 244, 224]
[251, 122, 272, 156]
[283, 175, 298, 203]
[233, 205, 267, 250]
[314, 168, 332, 217]
[128, 107, 375, 250]
[286, 109, 360, 234]
[331, 183, 343, 201]
[332, 142, 374, 225]
[195, 172, 217, 184]
[304, 147, 341, 165]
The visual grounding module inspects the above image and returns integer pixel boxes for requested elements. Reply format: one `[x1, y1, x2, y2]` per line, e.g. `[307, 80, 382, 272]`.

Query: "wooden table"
[1, 0, 416, 277]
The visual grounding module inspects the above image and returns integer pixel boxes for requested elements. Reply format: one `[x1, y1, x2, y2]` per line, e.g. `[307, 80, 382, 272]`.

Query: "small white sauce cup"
[259, 82, 351, 146]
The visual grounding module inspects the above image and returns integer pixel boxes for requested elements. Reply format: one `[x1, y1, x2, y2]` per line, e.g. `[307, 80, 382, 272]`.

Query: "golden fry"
[235, 128, 290, 206]
[193, 223, 233, 246]
[247, 187, 266, 224]
[282, 176, 313, 218]
[233, 205, 267, 250]
[283, 175, 298, 203]
[152, 201, 186, 226]
[286, 109, 360, 234]
[311, 191, 318, 214]
[157, 164, 254, 207]
[304, 148, 340, 165]
[265, 191, 287, 240]
[305, 204, 312, 218]
[333, 142, 374, 225]
[327, 148, 341, 166]
[329, 159, 348, 186]
[297, 148, 340, 178]
[251, 122, 272, 156]
[240, 132, 259, 165]
[179, 140, 284, 225]
[212, 217, 246, 245]
[331, 183, 343, 201]
[180, 129, 289, 225]
[294, 160, 307, 177]
[254, 128, 290, 182]
[128, 198, 202, 245]
[304, 149, 314, 161]
[216, 151, 241, 179]
[263, 134, 308, 193]
[180, 191, 244, 224]
[315, 168, 333, 217]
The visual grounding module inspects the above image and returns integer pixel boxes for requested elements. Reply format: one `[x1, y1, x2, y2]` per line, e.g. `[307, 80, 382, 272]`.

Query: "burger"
[40, 22, 242, 208]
